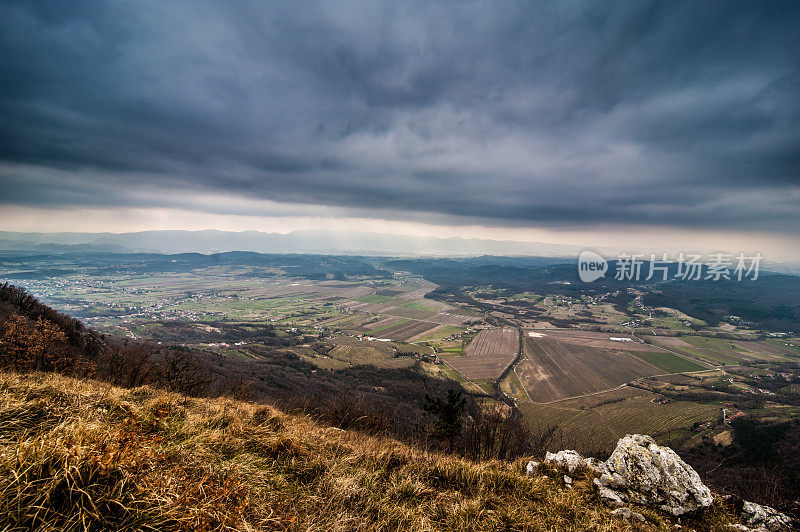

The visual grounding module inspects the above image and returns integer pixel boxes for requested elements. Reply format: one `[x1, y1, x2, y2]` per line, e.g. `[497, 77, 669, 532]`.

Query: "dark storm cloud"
[1, 0, 798, 231]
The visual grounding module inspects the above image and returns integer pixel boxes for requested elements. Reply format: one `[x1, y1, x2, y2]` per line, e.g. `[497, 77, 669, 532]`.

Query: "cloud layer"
[1, 1, 798, 232]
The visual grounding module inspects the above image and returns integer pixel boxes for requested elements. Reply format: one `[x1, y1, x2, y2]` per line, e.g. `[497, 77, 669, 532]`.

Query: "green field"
[353, 294, 394, 304]
[401, 300, 438, 310]
[475, 381, 495, 395]
[629, 350, 708, 373]
[679, 336, 747, 364]
[500, 370, 528, 401]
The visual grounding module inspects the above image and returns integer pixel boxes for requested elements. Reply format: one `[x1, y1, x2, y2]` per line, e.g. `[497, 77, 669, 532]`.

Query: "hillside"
[0, 370, 744, 531]
[0, 281, 467, 449]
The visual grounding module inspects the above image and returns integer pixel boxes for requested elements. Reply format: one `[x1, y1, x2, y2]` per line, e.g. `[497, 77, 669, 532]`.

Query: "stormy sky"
[0, 1, 798, 248]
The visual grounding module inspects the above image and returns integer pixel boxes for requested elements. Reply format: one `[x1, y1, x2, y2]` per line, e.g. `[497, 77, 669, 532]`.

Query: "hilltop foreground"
[0, 370, 753, 531]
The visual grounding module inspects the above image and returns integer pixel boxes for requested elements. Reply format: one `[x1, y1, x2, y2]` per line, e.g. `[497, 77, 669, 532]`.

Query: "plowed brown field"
[446, 328, 519, 380]
[517, 335, 662, 402]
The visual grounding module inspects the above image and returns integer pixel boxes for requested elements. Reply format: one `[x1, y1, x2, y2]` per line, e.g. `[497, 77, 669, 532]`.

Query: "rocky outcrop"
[533, 434, 794, 529]
[593, 434, 713, 516]
[739, 500, 792, 531]
[544, 450, 586, 473]
[541, 450, 603, 474]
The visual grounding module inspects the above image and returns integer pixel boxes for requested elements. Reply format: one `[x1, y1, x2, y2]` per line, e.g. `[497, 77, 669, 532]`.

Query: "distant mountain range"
[1, 230, 798, 274]
[0, 229, 587, 257]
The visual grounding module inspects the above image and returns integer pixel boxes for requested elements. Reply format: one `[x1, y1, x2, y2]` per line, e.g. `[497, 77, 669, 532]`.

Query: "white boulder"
[593, 434, 713, 516]
[740, 500, 792, 531]
[525, 460, 539, 477]
[544, 449, 603, 474]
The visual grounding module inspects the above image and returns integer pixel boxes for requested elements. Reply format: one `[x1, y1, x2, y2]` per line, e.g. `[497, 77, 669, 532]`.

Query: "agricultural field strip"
[518, 338, 620, 402]
[625, 341, 711, 373]
[556, 396, 719, 446]
[447, 328, 519, 381]
[361, 308, 473, 326]
[436, 360, 482, 394]
[508, 365, 534, 403]
[641, 341, 730, 370]
[668, 336, 795, 364]
[464, 328, 519, 357]
[680, 339, 750, 365]
[406, 324, 445, 342]
[516, 385, 657, 430]
[534, 364, 717, 405]
[373, 319, 441, 342]
[361, 316, 403, 330]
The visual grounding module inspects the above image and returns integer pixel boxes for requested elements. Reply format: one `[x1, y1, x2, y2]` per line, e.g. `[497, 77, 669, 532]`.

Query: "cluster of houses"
[742, 388, 776, 396]
[356, 334, 391, 342]
[722, 409, 747, 424]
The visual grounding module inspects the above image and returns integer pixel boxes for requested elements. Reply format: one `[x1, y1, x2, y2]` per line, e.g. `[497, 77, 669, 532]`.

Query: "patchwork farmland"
[446, 327, 519, 380]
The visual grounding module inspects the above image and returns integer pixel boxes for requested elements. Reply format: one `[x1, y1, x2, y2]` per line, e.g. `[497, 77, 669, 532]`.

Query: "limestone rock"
[545, 450, 584, 473]
[611, 507, 646, 523]
[740, 500, 792, 531]
[593, 434, 713, 516]
[543, 449, 604, 474]
[525, 460, 539, 477]
[594, 478, 625, 507]
[585, 457, 604, 474]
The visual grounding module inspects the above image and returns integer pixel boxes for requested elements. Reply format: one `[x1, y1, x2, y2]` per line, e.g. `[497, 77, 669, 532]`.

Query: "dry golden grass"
[0, 370, 740, 531]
